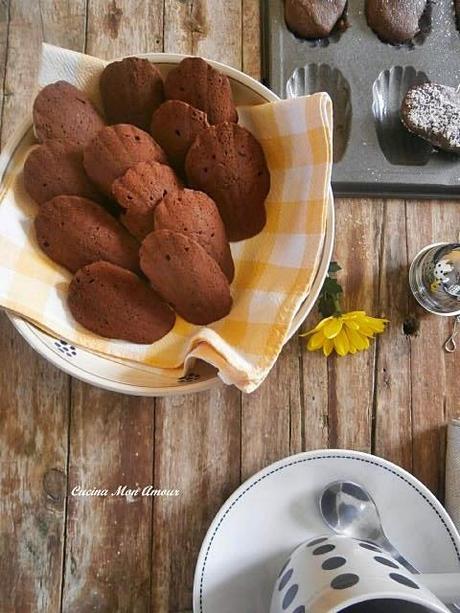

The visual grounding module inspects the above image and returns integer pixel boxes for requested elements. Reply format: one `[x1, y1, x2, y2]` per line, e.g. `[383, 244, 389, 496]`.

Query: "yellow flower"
[300, 311, 389, 357]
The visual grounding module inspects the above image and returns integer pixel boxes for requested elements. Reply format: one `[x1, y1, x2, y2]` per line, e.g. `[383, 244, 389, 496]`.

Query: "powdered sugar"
[404, 82, 460, 150]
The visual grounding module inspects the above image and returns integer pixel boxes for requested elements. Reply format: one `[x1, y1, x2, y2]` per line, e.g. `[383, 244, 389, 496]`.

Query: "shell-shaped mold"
[286, 63, 352, 163]
[291, 24, 346, 49]
[372, 66, 432, 166]
[416, 0, 433, 44]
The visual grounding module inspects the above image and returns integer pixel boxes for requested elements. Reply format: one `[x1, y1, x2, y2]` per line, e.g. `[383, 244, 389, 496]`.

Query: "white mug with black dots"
[270, 534, 450, 613]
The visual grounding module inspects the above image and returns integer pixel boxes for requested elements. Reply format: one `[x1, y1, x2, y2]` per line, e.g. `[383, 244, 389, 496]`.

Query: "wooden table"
[0, 2, 458, 611]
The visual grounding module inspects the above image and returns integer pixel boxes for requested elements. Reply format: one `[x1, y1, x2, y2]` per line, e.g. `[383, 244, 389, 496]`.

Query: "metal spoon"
[319, 480, 417, 573]
[319, 480, 460, 610]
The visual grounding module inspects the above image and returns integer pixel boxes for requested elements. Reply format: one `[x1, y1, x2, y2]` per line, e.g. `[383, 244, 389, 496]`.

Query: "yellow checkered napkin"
[0, 45, 333, 393]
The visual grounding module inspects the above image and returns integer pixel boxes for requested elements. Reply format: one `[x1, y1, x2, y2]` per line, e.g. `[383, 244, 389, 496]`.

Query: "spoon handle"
[377, 536, 418, 574]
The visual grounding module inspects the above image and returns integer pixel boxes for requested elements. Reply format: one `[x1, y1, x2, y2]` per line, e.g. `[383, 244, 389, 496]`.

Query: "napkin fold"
[0, 44, 333, 393]
[446, 418, 460, 532]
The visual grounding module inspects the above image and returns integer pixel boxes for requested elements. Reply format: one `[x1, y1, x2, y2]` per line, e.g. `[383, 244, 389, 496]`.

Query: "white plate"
[2, 53, 335, 396]
[193, 449, 460, 613]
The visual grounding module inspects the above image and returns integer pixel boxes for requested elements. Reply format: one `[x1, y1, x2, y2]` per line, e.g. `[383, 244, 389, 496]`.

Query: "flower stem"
[332, 296, 342, 317]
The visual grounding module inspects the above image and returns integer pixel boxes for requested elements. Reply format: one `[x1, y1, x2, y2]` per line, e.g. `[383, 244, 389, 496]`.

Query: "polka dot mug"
[270, 534, 450, 613]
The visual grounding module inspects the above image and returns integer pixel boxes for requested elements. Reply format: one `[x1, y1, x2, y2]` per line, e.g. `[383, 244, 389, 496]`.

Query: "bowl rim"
[4, 52, 335, 396]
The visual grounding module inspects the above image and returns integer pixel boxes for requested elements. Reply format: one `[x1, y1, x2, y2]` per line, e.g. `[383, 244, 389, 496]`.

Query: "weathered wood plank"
[35, 0, 87, 53]
[298, 320, 330, 451]
[242, 0, 261, 80]
[163, 0, 241, 66]
[85, 0, 163, 59]
[2, 0, 86, 140]
[299, 199, 385, 454]
[62, 387, 154, 612]
[0, 1, 86, 611]
[0, 331, 69, 613]
[152, 3, 243, 610]
[61, 2, 163, 611]
[0, 0, 9, 129]
[406, 199, 460, 496]
[152, 388, 241, 611]
[240, 0, 302, 480]
[373, 199, 413, 471]
[241, 339, 302, 480]
[326, 198, 383, 451]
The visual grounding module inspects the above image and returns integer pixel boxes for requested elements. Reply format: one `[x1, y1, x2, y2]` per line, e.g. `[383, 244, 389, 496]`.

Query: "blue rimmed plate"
[193, 449, 460, 613]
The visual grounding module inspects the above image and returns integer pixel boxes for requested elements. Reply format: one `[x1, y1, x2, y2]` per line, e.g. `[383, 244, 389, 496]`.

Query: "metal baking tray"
[262, 0, 460, 198]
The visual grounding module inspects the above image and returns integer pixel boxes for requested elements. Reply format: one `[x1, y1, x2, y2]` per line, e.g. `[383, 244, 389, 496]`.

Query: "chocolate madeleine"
[35, 195, 140, 273]
[112, 161, 183, 240]
[33, 81, 105, 145]
[83, 124, 167, 196]
[68, 261, 175, 343]
[285, 0, 347, 39]
[140, 229, 232, 325]
[154, 189, 234, 282]
[24, 139, 100, 205]
[365, 0, 427, 44]
[164, 57, 237, 125]
[401, 82, 460, 154]
[100, 57, 164, 130]
[150, 100, 209, 174]
[185, 122, 270, 241]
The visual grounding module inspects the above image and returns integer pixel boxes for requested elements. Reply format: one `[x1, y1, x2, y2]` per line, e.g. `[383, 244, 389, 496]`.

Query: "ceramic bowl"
[2, 53, 334, 396]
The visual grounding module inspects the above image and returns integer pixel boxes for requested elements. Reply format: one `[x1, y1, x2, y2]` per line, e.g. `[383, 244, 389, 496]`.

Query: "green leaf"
[318, 293, 338, 318]
[328, 261, 341, 274]
[317, 261, 343, 318]
[322, 276, 343, 297]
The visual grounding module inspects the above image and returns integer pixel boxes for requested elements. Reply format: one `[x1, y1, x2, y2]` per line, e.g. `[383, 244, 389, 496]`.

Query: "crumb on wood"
[403, 314, 420, 336]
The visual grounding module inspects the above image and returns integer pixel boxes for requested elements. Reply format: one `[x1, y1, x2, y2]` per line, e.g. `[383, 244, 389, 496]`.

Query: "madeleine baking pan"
[263, 0, 460, 198]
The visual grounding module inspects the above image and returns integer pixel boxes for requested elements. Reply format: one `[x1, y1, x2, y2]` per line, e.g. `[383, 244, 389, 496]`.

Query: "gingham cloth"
[0, 45, 333, 393]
